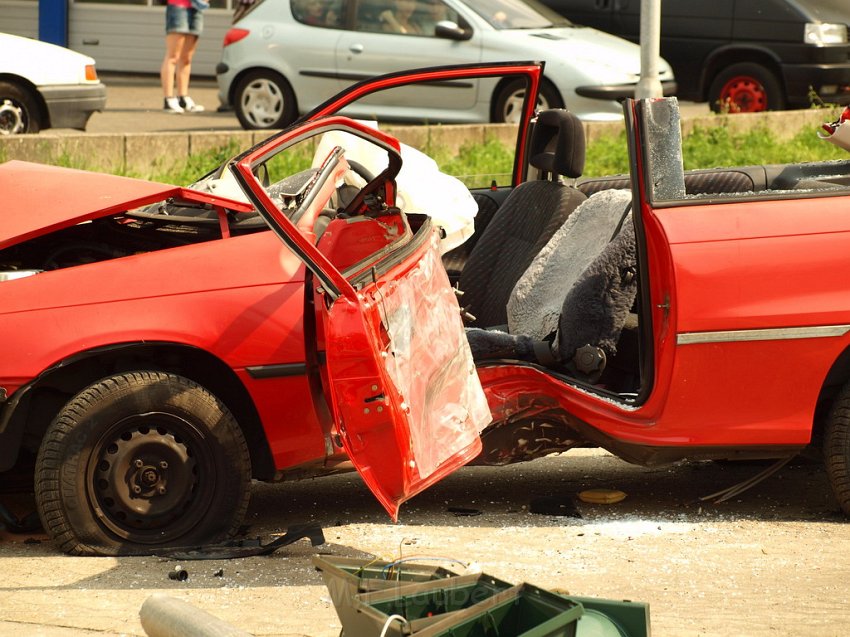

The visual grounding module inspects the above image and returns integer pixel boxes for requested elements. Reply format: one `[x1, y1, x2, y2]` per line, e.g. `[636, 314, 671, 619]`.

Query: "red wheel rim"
[719, 75, 767, 113]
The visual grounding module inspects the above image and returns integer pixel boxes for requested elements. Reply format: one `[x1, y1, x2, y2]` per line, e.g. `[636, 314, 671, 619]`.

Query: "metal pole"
[140, 594, 255, 637]
[635, 0, 663, 99]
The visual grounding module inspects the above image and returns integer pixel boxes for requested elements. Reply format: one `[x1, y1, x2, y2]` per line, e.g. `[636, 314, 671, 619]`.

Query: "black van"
[540, 0, 850, 112]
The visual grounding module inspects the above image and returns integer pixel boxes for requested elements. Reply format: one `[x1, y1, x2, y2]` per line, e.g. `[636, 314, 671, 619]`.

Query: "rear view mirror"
[435, 20, 472, 41]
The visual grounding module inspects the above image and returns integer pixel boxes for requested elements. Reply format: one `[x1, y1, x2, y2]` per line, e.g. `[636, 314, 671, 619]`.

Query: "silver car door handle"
[349, 43, 365, 54]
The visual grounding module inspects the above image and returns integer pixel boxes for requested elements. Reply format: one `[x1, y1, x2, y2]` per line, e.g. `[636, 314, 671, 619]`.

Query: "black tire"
[234, 69, 297, 130]
[492, 78, 563, 123]
[825, 382, 850, 517]
[707, 62, 784, 114]
[0, 80, 41, 134]
[35, 372, 252, 556]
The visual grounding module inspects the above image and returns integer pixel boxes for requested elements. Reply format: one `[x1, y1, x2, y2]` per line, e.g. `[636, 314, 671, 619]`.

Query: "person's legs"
[161, 32, 185, 99]
[176, 9, 205, 112]
[175, 34, 198, 97]
[162, 5, 192, 112]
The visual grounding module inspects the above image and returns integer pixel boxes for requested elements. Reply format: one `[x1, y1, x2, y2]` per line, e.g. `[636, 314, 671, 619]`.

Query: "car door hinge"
[656, 295, 671, 316]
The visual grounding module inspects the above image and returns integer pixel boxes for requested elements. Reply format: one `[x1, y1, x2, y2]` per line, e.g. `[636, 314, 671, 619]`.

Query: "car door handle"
[349, 43, 364, 54]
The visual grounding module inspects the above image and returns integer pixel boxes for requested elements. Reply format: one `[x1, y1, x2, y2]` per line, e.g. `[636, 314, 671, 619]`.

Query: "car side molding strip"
[246, 363, 308, 379]
[677, 325, 850, 345]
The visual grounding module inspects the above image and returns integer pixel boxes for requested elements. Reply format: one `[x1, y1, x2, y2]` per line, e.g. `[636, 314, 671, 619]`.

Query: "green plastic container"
[566, 596, 650, 637]
[315, 556, 650, 637]
[312, 555, 460, 596]
[413, 584, 585, 637]
[351, 573, 514, 635]
[314, 555, 469, 634]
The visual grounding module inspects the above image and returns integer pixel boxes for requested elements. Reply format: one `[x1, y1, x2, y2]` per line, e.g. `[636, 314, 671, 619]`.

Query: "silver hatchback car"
[216, 0, 676, 129]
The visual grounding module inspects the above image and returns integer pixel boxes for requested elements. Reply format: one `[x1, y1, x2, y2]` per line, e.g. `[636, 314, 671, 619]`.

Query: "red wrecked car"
[3, 61, 850, 556]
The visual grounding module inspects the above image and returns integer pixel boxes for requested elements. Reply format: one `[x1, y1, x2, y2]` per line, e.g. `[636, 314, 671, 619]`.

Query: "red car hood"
[0, 160, 247, 250]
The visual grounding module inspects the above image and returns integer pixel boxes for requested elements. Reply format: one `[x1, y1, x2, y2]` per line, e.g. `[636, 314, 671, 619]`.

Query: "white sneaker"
[179, 96, 205, 113]
[163, 97, 184, 114]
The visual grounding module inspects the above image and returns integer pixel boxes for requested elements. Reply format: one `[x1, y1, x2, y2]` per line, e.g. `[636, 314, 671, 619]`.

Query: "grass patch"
[5, 120, 848, 186]
[135, 140, 243, 184]
[579, 123, 850, 179]
[430, 135, 516, 188]
[681, 124, 849, 169]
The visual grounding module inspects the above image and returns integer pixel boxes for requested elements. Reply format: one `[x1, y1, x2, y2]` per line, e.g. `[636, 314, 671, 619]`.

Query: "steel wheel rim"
[0, 98, 25, 135]
[719, 75, 767, 113]
[86, 412, 217, 544]
[241, 78, 284, 127]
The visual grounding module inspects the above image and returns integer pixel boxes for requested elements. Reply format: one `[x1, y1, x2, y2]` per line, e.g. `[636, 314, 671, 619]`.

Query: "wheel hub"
[131, 458, 169, 495]
[720, 76, 767, 113]
[89, 413, 213, 541]
[243, 80, 282, 127]
[0, 99, 25, 135]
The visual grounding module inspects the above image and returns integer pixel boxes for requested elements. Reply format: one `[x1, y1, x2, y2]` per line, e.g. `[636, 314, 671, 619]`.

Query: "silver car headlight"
[804, 22, 847, 45]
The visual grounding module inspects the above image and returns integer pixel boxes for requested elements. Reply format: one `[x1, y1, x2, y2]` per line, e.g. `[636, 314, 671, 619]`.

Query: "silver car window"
[355, 0, 460, 35]
[461, 0, 569, 30]
[415, 0, 461, 34]
[291, 0, 345, 27]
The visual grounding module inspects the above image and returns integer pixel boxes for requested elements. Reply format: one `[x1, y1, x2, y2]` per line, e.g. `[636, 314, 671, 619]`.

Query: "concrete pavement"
[64, 72, 711, 136]
[68, 73, 243, 136]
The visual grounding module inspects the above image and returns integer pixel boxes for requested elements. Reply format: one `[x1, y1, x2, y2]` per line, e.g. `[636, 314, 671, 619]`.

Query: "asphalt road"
[1, 450, 848, 636]
[63, 73, 710, 136]
[67, 73, 242, 135]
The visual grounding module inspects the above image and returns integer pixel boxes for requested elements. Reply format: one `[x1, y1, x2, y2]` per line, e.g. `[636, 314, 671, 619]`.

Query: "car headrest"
[528, 109, 585, 179]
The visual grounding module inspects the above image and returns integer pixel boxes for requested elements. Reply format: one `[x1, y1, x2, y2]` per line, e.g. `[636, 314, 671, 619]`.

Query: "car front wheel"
[493, 79, 563, 124]
[0, 80, 41, 135]
[708, 63, 784, 113]
[234, 70, 297, 130]
[35, 371, 252, 556]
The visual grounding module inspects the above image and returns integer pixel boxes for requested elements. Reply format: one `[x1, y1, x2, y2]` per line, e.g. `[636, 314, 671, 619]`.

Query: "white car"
[216, 0, 676, 129]
[0, 33, 107, 135]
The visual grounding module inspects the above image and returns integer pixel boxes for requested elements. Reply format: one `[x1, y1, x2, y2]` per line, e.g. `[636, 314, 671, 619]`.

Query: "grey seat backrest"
[507, 189, 632, 341]
[457, 109, 587, 328]
[557, 215, 637, 372]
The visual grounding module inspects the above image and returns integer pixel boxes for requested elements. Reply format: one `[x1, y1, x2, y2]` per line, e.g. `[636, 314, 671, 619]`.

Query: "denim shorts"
[165, 6, 204, 36]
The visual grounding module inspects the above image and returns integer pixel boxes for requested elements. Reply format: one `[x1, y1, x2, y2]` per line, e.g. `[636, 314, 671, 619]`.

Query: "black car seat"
[457, 109, 587, 329]
[466, 214, 638, 384]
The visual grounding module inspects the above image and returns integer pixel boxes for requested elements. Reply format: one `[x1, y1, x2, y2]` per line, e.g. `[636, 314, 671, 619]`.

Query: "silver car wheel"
[240, 78, 285, 128]
[0, 99, 25, 135]
[502, 88, 551, 124]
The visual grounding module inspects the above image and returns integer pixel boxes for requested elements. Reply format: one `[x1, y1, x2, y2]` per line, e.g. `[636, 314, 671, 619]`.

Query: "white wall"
[70, 5, 233, 76]
[0, 2, 231, 76]
[0, 1, 40, 39]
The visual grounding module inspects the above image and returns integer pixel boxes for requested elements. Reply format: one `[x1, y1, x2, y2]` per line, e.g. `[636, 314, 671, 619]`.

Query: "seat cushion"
[508, 189, 632, 341]
[557, 216, 637, 362]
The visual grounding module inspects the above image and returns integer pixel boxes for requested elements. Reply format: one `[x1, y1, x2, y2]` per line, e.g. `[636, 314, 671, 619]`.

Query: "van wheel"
[234, 69, 297, 130]
[824, 382, 850, 516]
[35, 372, 252, 556]
[708, 63, 784, 113]
[493, 79, 563, 123]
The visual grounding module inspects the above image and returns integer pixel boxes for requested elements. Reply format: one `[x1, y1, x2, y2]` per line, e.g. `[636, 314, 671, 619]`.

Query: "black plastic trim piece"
[575, 80, 677, 100]
[246, 363, 308, 379]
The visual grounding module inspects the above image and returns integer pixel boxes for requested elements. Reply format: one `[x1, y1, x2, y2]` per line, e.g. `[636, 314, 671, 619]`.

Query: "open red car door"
[230, 113, 495, 518]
